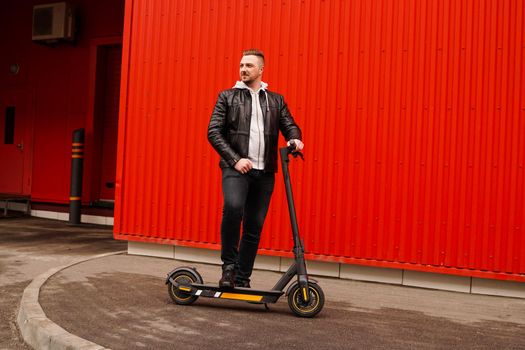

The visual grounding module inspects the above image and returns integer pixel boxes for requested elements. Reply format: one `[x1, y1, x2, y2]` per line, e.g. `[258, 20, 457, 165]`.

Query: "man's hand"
[287, 139, 304, 151]
[234, 158, 253, 174]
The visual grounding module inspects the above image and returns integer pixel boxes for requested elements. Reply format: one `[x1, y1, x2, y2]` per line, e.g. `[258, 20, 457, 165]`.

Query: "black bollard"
[69, 128, 85, 225]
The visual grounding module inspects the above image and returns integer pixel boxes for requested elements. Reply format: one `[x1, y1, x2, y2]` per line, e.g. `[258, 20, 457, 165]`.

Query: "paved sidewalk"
[2, 217, 525, 349]
[39, 254, 525, 349]
[0, 216, 125, 349]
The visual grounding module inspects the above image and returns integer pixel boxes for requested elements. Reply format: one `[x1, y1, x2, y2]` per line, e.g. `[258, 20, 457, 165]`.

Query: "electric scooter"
[166, 142, 324, 317]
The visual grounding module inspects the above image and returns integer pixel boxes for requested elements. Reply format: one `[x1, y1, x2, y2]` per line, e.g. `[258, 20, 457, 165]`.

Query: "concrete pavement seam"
[17, 251, 127, 350]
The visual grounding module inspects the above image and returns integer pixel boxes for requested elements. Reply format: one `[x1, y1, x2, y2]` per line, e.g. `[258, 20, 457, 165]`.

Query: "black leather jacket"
[208, 88, 302, 173]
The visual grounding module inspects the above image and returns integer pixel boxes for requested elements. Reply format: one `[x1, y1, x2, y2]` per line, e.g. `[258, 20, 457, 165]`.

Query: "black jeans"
[220, 167, 275, 283]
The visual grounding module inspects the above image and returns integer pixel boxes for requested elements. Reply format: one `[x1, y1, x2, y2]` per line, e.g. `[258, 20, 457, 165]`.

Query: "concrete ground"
[0, 216, 126, 349]
[2, 217, 525, 349]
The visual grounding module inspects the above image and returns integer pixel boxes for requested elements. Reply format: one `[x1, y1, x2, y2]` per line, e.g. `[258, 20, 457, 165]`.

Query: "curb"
[17, 251, 127, 350]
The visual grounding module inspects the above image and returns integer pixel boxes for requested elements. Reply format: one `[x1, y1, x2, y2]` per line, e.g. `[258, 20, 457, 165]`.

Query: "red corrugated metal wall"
[115, 0, 525, 281]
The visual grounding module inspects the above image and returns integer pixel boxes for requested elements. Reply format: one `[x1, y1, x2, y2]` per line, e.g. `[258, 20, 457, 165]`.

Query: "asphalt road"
[0, 216, 125, 350]
[1, 216, 525, 349]
[41, 255, 525, 350]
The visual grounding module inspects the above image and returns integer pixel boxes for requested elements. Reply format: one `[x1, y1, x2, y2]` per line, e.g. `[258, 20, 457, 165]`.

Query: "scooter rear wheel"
[167, 270, 202, 305]
[287, 282, 325, 318]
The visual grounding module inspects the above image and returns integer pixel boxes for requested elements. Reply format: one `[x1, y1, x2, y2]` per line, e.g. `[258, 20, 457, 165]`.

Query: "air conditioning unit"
[32, 2, 75, 42]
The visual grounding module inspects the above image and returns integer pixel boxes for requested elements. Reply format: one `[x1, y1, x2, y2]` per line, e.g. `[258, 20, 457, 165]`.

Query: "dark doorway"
[93, 44, 122, 203]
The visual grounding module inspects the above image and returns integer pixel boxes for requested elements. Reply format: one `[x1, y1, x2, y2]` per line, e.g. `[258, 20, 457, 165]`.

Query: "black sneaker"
[236, 280, 251, 288]
[219, 265, 235, 288]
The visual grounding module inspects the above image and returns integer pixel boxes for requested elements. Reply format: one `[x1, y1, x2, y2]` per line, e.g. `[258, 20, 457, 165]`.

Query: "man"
[208, 49, 304, 288]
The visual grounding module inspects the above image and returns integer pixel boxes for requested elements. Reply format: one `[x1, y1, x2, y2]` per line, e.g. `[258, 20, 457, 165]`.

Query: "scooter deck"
[180, 283, 284, 304]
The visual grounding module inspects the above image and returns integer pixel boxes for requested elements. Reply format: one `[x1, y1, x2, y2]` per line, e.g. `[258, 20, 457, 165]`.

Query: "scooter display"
[166, 142, 324, 317]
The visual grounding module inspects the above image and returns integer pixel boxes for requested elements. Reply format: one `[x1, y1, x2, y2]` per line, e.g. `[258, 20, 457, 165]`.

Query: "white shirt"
[248, 88, 265, 170]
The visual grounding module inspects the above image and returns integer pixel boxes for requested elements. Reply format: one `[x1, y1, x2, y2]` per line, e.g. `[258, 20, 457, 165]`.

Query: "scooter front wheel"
[287, 282, 325, 318]
[167, 270, 202, 305]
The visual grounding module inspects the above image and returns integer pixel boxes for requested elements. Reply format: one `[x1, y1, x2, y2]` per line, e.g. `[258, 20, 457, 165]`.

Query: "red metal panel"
[115, 0, 525, 281]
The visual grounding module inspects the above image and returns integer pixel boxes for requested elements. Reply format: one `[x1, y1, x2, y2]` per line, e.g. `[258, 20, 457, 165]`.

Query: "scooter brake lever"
[292, 151, 304, 161]
[288, 141, 304, 160]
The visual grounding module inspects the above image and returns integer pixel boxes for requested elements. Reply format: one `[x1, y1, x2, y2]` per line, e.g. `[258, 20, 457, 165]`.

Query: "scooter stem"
[279, 144, 310, 301]
[279, 145, 303, 250]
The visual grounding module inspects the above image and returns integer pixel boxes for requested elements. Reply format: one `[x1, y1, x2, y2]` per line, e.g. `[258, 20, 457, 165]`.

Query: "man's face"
[239, 55, 263, 84]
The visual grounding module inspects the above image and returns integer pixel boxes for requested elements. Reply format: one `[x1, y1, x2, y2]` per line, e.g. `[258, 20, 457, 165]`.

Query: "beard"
[241, 74, 253, 83]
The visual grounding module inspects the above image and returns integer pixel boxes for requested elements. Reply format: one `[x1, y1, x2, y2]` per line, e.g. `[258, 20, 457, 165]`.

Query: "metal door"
[0, 88, 32, 195]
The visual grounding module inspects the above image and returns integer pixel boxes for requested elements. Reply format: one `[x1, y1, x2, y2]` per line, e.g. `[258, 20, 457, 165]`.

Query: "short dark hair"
[242, 49, 265, 66]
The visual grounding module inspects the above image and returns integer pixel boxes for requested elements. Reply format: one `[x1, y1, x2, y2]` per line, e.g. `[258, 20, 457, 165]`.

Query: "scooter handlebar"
[285, 141, 304, 160]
